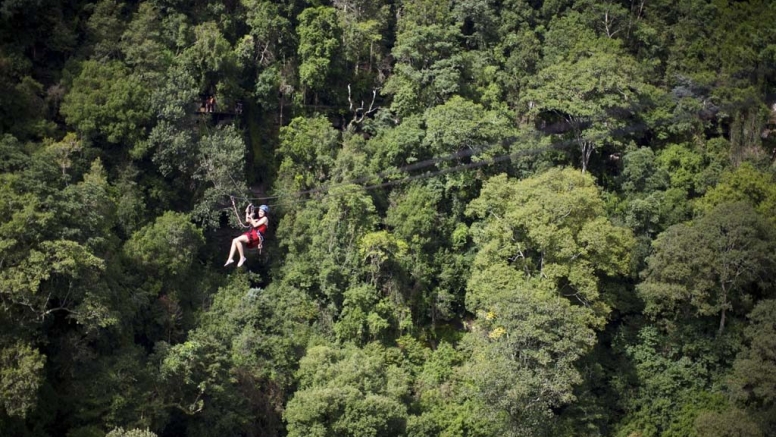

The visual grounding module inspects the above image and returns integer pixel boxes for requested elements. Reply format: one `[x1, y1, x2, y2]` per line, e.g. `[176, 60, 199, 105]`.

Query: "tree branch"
[347, 84, 379, 127]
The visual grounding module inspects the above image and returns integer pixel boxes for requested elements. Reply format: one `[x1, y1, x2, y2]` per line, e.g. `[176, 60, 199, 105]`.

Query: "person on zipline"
[225, 204, 269, 267]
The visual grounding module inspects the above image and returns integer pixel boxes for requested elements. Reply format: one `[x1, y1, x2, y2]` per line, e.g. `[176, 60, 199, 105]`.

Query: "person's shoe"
[237, 257, 247, 267]
[224, 259, 234, 267]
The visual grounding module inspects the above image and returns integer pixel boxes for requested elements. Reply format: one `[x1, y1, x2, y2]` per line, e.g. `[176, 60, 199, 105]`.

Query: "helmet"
[259, 205, 269, 213]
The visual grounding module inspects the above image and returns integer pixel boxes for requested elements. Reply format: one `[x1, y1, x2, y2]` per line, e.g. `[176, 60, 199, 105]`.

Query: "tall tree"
[284, 343, 409, 437]
[463, 168, 634, 434]
[383, 0, 463, 117]
[296, 6, 342, 98]
[60, 60, 152, 146]
[523, 13, 648, 172]
[639, 202, 776, 334]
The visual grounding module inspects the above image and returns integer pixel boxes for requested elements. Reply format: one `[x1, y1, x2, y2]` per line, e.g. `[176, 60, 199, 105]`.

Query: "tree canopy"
[1, 0, 775, 436]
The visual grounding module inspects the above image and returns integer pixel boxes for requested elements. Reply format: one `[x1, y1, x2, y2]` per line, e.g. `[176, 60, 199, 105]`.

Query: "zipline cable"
[227, 117, 513, 201]
[225, 118, 564, 203]
[221, 106, 707, 211]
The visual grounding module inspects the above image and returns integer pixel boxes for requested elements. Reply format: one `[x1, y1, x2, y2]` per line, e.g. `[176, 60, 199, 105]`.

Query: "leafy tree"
[85, 0, 127, 61]
[191, 125, 248, 228]
[383, 178, 474, 328]
[0, 340, 45, 418]
[2, 0, 776, 435]
[112, 165, 148, 237]
[694, 408, 764, 437]
[181, 21, 241, 96]
[463, 168, 633, 434]
[277, 185, 378, 318]
[655, 142, 714, 196]
[285, 343, 409, 437]
[617, 147, 690, 239]
[334, 0, 391, 78]
[335, 283, 401, 343]
[365, 114, 425, 171]
[383, 0, 463, 116]
[615, 326, 727, 437]
[696, 163, 776, 223]
[662, 392, 728, 437]
[728, 299, 776, 428]
[59, 159, 117, 253]
[460, 290, 599, 436]
[0, 241, 109, 330]
[156, 330, 256, 437]
[0, 135, 29, 173]
[467, 168, 634, 318]
[45, 132, 83, 182]
[406, 341, 500, 437]
[276, 115, 340, 193]
[639, 202, 776, 334]
[120, 2, 172, 75]
[60, 60, 152, 146]
[423, 96, 513, 163]
[133, 63, 199, 181]
[620, 147, 669, 196]
[0, 69, 56, 140]
[492, 5, 541, 107]
[241, 0, 292, 69]
[239, 0, 295, 111]
[524, 15, 648, 172]
[123, 211, 204, 281]
[63, 345, 168, 433]
[297, 6, 342, 94]
[0, 158, 113, 330]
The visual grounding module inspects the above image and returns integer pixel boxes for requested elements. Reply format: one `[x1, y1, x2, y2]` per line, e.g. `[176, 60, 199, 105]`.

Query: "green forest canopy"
[1, 0, 776, 436]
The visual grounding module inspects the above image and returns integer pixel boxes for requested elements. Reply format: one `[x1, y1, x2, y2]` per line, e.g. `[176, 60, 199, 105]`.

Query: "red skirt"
[243, 228, 264, 249]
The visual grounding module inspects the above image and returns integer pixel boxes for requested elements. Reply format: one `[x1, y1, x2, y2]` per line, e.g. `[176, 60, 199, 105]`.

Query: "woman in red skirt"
[225, 204, 269, 267]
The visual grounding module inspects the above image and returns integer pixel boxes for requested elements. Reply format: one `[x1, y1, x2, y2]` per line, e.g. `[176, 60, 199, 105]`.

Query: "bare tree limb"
[348, 84, 379, 128]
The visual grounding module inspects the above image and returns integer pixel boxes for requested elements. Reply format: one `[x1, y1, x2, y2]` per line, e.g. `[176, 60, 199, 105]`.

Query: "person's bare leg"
[225, 239, 238, 266]
[236, 240, 247, 266]
[226, 234, 249, 267]
[226, 235, 250, 266]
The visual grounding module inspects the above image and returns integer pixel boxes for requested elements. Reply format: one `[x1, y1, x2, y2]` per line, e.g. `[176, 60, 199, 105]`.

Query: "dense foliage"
[1, 0, 775, 436]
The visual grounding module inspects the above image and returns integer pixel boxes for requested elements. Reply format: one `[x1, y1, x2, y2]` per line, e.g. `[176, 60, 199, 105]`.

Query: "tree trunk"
[719, 307, 726, 335]
[570, 117, 593, 173]
[580, 141, 593, 173]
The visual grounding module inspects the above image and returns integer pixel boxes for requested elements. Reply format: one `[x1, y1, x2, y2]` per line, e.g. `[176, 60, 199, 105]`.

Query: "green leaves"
[160, 334, 226, 415]
[523, 24, 648, 171]
[120, 3, 172, 74]
[182, 22, 240, 90]
[467, 168, 634, 315]
[0, 239, 107, 325]
[297, 7, 342, 91]
[461, 290, 599, 435]
[277, 115, 340, 192]
[0, 341, 45, 418]
[639, 202, 776, 333]
[124, 212, 204, 279]
[61, 60, 152, 145]
[285, 344, 409, 437]
[728, 299, 776, 411]
[192, 125, 247, 228]
[461, 168, 633, 434]
[2, 0, 776, 435]
[384, 0, 464, 116]
[696, 163, 776, 222]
